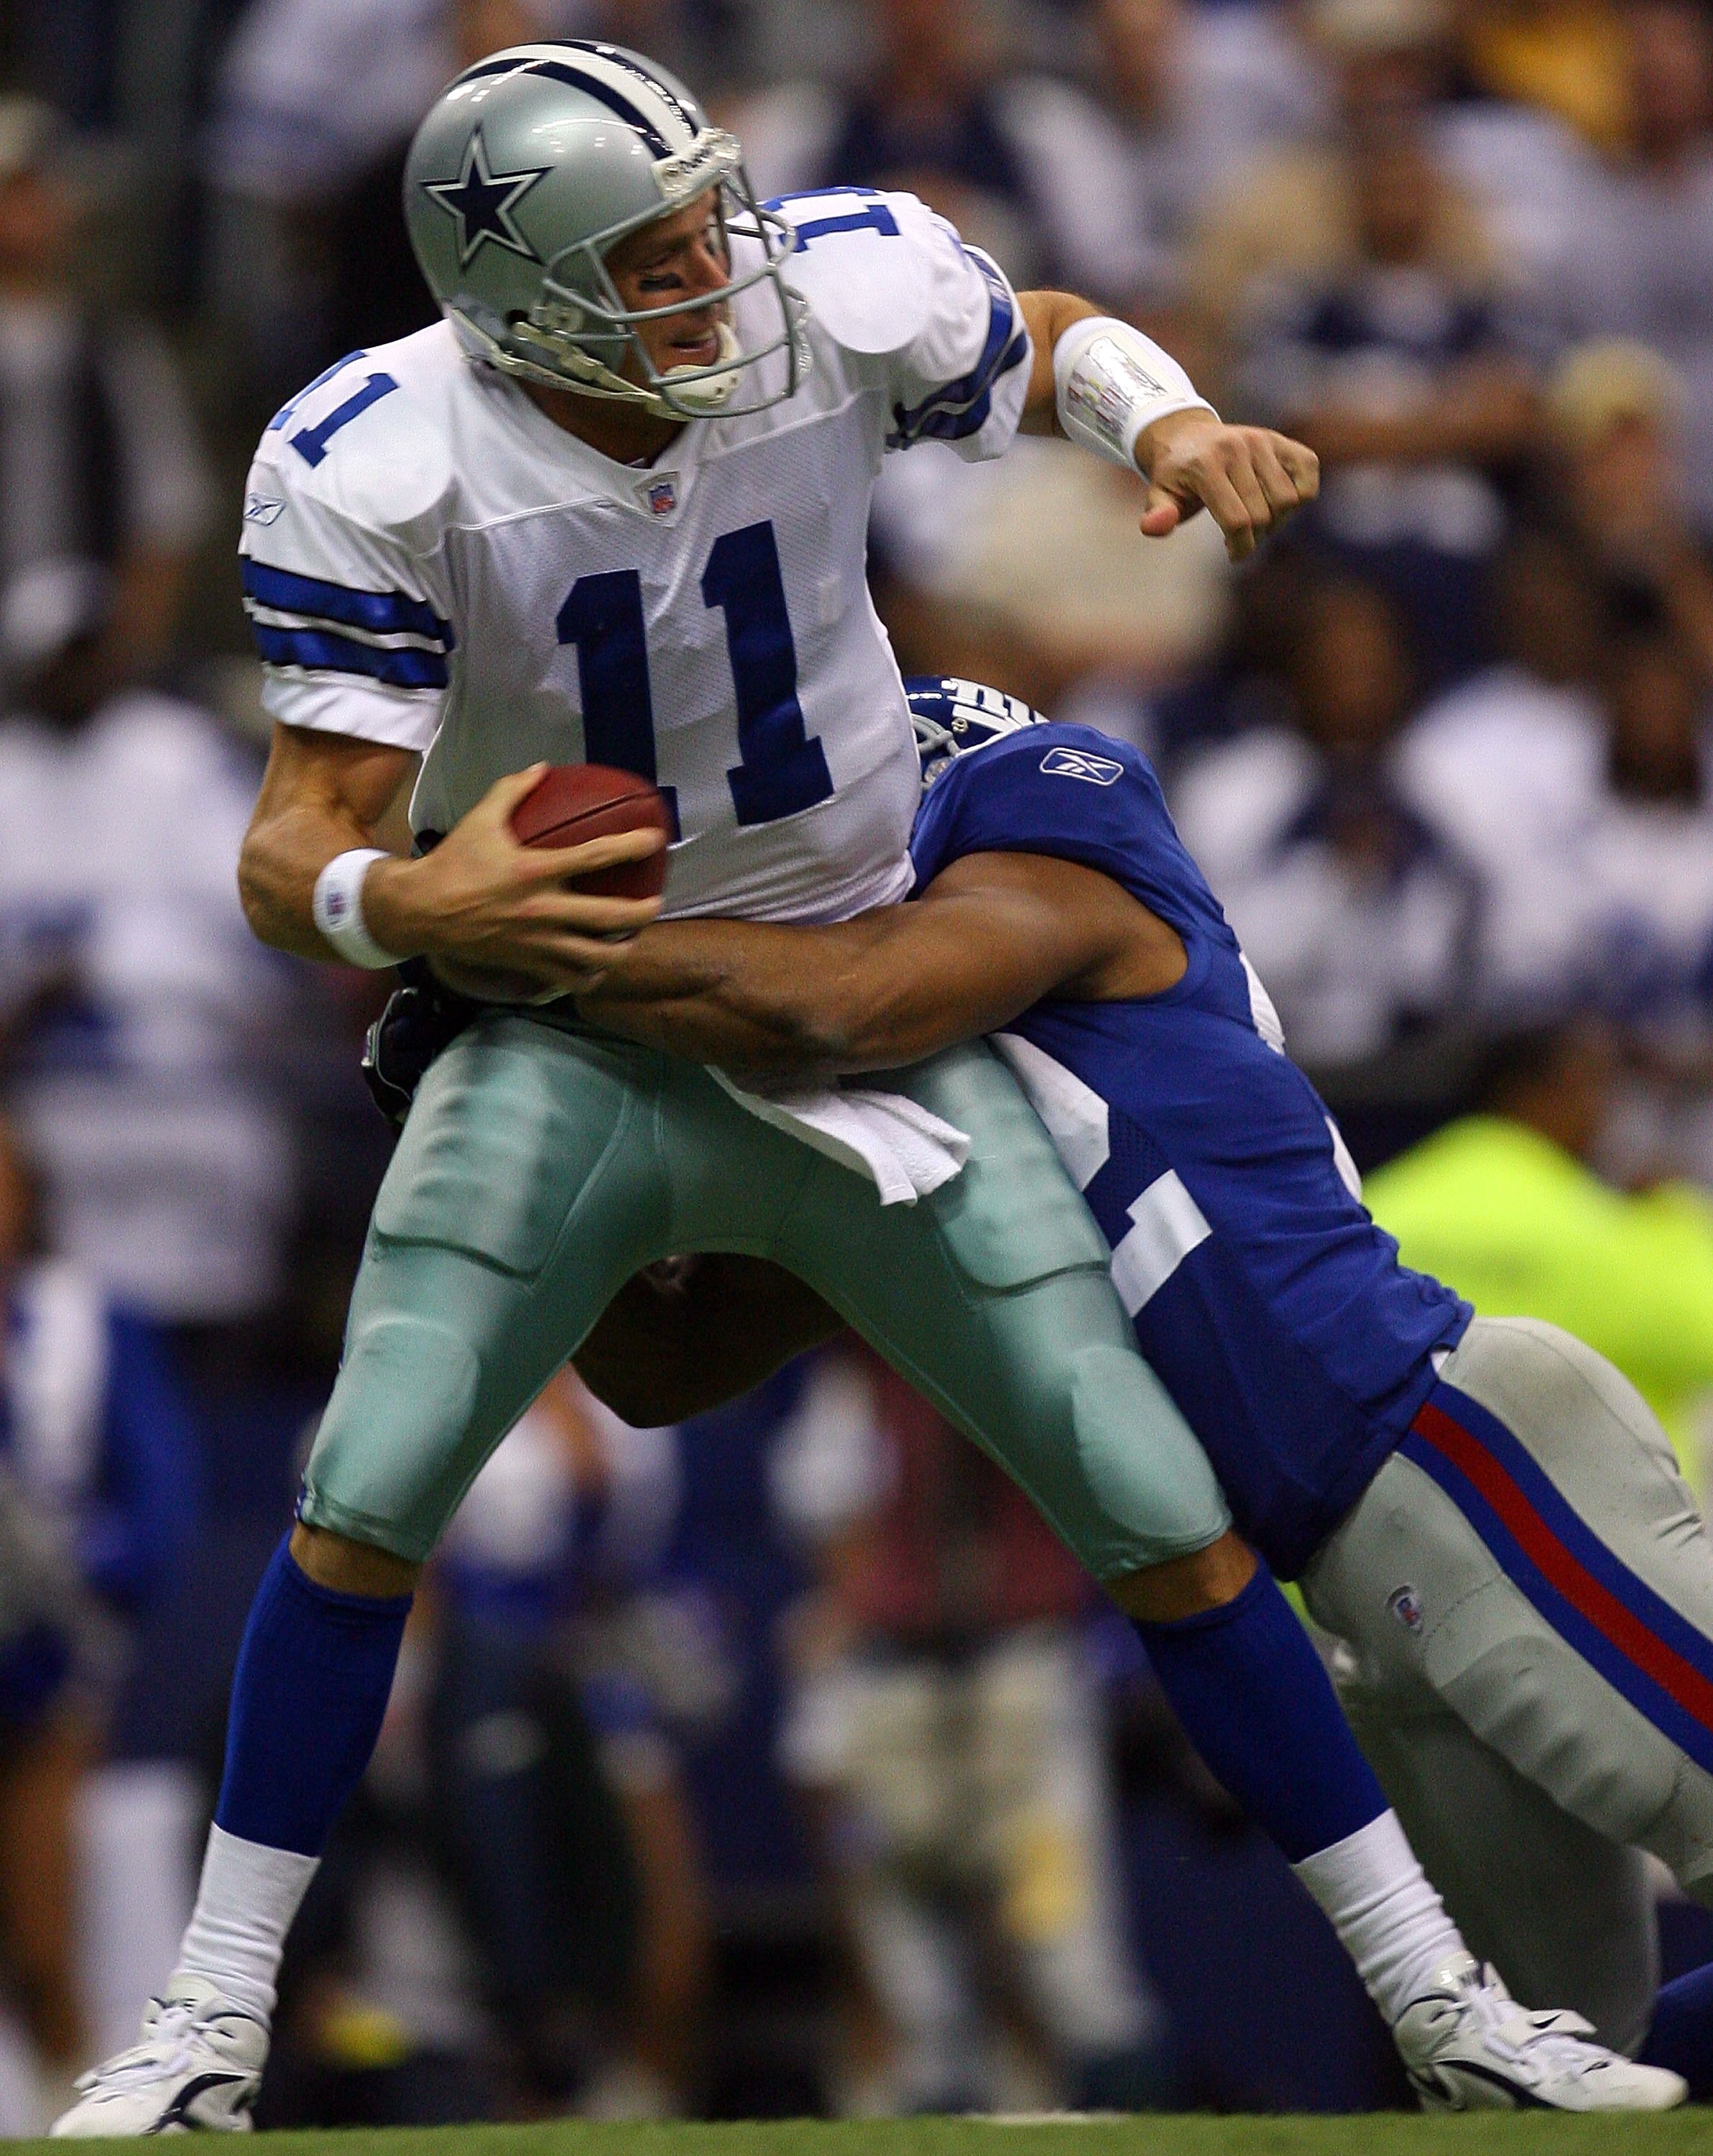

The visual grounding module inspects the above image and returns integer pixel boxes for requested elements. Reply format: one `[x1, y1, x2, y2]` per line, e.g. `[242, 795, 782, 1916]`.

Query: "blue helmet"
[905, 676, 1045, 792]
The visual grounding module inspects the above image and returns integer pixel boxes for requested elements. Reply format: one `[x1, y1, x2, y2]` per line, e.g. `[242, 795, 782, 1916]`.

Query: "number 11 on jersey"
[557, 519, 834, 831]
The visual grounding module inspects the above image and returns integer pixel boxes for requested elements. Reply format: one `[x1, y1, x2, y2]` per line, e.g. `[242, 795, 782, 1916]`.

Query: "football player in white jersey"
[54, 42, 1676, 2132]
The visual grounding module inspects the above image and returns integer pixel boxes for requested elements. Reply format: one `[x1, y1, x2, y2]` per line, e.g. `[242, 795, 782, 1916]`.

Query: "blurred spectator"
[1173, 576, 1482, 1067]
[1188, 0, 1600, 335]
[1574, 627, 1713, 1023]
[0, 1112, 197, 2119]
[1241, 114, 1535, 685]
[432, 1372, 714, 2117]
[0, 561, 292, 1329]
[205, 0, 602, 393]
[994, 0, 1321, 318]
[1397, 525, 1606, 1009]
[1437, 35, 1603, 305]
[1403, 528, 1713, 1019]
[738, 0, 1054, 282]
[0, 1116, 195, 1643]
[1454, 0, 1633, 153]
[1548, 0, 1713, 533]
[1191, 0, 1495, 367]
[12, 4, 124, 134]
[1543, 338, 1713, 673]
[869, 431, 1232, 728]
[772, 1350, 1167, 2117]
[0, 98, 212, 690]
[1141, 542, 1313, 773]
[1365, 1020, 1713, 1483]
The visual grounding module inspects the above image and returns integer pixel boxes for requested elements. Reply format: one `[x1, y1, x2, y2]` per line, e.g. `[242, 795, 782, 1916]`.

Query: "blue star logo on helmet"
[422, 129, 550, 267]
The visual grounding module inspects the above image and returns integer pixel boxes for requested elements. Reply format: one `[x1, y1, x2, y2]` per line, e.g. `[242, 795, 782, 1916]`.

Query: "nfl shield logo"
[645, 476, 678, 517]
[1387, 1585, 1425, 1633]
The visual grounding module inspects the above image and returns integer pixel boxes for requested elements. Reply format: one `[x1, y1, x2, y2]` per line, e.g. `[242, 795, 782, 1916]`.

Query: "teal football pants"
[302, 1015, 1232, 1576]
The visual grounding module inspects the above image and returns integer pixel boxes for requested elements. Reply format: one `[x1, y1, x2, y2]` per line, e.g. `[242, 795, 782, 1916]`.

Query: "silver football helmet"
[404, 41, 808, 421]
[908, 676, 1045, 791]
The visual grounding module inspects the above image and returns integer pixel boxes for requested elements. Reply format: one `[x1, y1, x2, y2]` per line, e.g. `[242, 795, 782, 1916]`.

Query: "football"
[509, 763, 673, 900]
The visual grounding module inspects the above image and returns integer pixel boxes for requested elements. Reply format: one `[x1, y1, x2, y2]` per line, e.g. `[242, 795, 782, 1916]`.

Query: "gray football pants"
[1301, 1316, 1713, 2054]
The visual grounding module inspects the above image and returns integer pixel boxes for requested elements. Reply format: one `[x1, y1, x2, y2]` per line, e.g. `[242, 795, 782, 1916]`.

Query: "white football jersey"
[241, 189, 1031, 923]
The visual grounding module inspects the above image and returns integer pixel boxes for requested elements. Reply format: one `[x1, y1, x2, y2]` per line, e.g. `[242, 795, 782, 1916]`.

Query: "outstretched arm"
[580, 849, 1185, 1078]
[1017, 290, 1319, 563]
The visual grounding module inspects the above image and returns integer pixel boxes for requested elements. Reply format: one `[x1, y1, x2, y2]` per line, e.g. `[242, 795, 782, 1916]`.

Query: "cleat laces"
[1456, 1968, 1612, 2086]
[72, 1999, 228, 2096]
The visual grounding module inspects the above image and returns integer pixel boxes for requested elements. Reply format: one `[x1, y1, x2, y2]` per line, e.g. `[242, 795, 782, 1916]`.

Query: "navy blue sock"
[1642, 1963, 1713, 2098]
[214, 1536, 412, 1857]
[1133, 1567, 1387, 1863]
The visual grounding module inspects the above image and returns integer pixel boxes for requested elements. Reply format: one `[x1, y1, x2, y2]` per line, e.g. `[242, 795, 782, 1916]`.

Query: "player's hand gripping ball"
[509, 764, 673, 898]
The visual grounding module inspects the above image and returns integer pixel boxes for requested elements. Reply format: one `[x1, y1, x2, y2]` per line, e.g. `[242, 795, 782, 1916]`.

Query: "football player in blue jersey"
[569, 676, 1713, 2105]
[55, 34, 1676, 2127]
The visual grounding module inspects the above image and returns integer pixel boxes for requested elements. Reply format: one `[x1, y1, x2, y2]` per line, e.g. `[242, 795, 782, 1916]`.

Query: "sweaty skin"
[244, 195, 1311, 1604]
[570, 844, 1269, 1624]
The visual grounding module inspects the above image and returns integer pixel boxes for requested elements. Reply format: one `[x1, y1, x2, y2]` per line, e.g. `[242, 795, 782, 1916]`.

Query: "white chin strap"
[503, 318, 745, 418]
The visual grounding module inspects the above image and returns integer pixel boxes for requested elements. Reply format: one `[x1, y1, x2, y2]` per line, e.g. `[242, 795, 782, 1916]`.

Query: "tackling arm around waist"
[578, 849, 1186, 1077]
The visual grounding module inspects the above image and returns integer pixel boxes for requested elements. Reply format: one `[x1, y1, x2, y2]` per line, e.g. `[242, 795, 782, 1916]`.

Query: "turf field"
[11, 2116, 1709, 2156]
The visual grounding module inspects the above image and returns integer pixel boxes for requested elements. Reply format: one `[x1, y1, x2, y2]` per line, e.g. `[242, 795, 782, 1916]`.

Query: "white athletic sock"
[1291, 1810, 1465, 2024]
[172, 1825, 320, 2026]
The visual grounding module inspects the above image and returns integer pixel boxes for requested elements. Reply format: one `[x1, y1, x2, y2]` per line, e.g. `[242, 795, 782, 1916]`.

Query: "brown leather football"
[509, 764, 673, 899]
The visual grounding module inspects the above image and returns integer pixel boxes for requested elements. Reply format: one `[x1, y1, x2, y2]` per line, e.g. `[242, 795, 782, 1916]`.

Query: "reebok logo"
[1040, 747, 1123, 786]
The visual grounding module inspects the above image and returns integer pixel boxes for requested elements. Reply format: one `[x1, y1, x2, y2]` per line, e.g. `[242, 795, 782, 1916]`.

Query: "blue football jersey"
[908, 720, 1471, 1577]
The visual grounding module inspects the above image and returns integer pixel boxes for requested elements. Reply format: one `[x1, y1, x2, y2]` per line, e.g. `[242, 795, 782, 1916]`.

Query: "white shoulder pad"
[247, 333, 457, 543]
[767, 188, 943, 356]
[241, 336, 458, 756]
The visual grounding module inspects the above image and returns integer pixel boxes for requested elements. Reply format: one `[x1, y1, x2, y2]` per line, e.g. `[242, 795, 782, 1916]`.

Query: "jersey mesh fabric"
[909, 722, 1470, 1577]
[239, 191, 1030, 928]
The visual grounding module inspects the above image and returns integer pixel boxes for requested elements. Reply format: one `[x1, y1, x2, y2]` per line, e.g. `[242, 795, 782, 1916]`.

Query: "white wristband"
[311, 848, 397, 969]
[1053, 316, 1216, 473]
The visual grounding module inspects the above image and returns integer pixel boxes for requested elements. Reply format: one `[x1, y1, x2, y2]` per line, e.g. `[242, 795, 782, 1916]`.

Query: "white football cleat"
[1393, 1954, 1686, 2112]
[52, 1976, 266, 2136]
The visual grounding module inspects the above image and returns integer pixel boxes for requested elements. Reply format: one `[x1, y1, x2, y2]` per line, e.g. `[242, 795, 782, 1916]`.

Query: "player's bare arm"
[580, 849, 1186, 1077]
[575, 839, 1181, 1409]
[1016, 290, 1320, 563]
[237, 724, 664, 992]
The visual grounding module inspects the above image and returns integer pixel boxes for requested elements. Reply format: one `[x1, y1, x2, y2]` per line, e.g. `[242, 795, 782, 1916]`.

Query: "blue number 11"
[557, 520, 833, 829]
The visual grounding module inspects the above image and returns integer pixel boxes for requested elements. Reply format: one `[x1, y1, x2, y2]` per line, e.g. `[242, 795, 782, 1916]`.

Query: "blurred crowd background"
[1, 0, 1713, 2127]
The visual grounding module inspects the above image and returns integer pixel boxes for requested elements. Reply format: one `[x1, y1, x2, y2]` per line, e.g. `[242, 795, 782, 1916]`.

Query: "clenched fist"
[1136, 410, 1320, 562]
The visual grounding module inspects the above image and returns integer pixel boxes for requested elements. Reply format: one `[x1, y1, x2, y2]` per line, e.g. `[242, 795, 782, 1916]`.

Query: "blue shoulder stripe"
[899, 333, 1029, 443]
[891, 252, 1028, 447]
[250, 624, 449, 691]
[241, 560, 453, 648]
